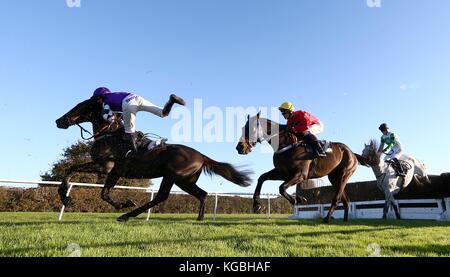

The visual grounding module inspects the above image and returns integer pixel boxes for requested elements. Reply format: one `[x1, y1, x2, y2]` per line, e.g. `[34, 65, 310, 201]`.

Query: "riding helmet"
[379, 123, 389, 131]
[279, 102, 295, 113]
[92, 87, 111, 97]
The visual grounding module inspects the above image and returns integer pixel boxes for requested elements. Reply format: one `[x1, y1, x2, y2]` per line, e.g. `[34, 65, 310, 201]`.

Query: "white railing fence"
[0, 179, 278, 221]
[291, 198, 450, 221]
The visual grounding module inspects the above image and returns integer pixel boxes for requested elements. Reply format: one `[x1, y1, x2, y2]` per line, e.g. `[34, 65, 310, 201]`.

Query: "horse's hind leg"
[117, 176, 175, 222]
[324, 168, 355, 223]
[341, 192, 350, 222]
[177, 181, 208, 221]
[414, 174, 431, 185]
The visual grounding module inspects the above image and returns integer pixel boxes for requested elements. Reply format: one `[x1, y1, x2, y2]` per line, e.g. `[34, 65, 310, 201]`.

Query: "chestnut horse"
[56, 98, 252, 222]
[236, 113, 359, 223]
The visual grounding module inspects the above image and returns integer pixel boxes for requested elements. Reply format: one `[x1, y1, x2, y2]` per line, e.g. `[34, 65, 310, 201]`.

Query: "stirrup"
[125, 150, 136, 159]
[316, 149, 327, 157]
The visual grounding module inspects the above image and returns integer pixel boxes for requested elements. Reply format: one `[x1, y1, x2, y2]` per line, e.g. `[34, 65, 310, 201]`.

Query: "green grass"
[1, 212, 449, 257]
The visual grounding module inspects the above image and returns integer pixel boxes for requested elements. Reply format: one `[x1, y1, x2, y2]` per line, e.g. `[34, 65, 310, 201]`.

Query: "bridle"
[243, 118, 284, 149]
[63, 105, 115, 141]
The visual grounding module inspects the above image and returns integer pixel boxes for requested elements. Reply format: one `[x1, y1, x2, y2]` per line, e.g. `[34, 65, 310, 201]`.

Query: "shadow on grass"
[2, 225, 399, 256]
[0, 220, 90, 227]
[383, 244, 450, 256]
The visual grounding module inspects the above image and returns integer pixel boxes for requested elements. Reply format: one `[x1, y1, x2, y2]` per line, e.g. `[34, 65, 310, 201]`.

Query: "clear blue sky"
[1, 0, 449, 195]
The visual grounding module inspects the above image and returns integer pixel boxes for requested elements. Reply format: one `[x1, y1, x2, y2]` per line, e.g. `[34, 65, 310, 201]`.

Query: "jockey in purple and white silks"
[91, 87, 186, 158]
[377, 123, 405, 176]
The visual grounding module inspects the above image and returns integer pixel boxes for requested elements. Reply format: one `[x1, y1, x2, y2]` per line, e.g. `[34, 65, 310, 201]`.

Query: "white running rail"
[0, 179, 279, 221]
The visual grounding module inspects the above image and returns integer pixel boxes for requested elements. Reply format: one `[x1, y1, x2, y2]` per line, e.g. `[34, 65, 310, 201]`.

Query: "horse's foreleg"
[279, 173, 306, 206]
[382, 203, 389, 219]
[253, 169, 283, 213]
[383, 191, 396, 219]
[59, 162, 101, 206]
[392, 201, 401, 220]
[100, 169, 135, 210]
[117, 177, 175, 222]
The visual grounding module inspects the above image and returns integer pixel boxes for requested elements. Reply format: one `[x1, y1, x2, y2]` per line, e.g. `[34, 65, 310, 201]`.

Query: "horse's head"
[55, 97, 102, 129]
[236, 112, 264, 155]
[361, 139, 381, 166]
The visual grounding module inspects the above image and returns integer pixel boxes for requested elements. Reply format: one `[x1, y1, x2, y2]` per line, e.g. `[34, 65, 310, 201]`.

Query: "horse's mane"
[259, 117, 287, 134]
[364, 139, 381, 165]
[368, 139, 379, 152]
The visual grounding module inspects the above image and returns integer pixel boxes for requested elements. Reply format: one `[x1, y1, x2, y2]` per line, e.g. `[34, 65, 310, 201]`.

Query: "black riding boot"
[162, 94, 186, 117]
[125, 132, 138, 158]
[392, 158, 406, 177]
[304, 133, 326, 157]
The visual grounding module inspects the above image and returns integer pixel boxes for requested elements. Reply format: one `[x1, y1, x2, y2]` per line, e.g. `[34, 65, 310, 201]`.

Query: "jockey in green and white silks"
[378, 129, 403, 160]
[377, 123, 405, 176]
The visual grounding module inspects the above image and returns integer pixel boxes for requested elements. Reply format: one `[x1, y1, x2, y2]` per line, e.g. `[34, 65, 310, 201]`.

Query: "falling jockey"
[91, 87, 186, 158]
[377, 123, 406, 177]
[278, 101, 326, 158]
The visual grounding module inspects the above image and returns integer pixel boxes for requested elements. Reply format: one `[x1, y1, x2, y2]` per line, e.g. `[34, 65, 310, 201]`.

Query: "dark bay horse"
[235, 113, 359, 222]
[55, 98, 252, 222]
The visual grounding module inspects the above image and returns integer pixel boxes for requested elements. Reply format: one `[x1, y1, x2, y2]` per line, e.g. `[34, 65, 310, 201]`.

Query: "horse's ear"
[256, 111, 261, 119]
[247, 114, 250, 121]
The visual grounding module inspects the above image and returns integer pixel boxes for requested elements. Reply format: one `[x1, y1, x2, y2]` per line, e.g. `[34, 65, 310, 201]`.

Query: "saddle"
[386, 159, 411, 177]
[303, 140, 332, 156]
[119, 131, 166, 158]
[135, 132, 167, 152]
[276, 137, 332, 157]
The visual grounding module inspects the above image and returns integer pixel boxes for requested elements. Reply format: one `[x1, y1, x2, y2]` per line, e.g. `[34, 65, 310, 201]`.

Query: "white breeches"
[308, 121, 324, 136]
[122, 95, 163, 134]
[384, 145, 403, 161]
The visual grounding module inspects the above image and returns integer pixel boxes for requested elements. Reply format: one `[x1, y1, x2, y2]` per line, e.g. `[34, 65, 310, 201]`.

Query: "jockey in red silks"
[91, 87, 185, 158]
[279, 101, 326, 157]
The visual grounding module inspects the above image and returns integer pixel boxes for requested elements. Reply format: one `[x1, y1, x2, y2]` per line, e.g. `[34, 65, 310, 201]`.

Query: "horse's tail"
[353, 152, 369, 166]
[202, 155, 253, 187]
[409, 156, 431, 185]
[412, 157, 428, 176]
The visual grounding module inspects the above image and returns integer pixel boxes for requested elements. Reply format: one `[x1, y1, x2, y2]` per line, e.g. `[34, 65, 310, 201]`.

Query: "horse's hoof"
[124, 199, 137, 208]
[62, 197, 72, 208]
[117, 215, 129, 222]
[253, 205, 263, 214]
[322, 217, 330, 224]
[298, 196, 307, 204]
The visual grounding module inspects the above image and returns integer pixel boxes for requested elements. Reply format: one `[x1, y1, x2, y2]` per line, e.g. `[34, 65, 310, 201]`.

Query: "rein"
[76, 123, 94, 140]
[76, 123, 113, 141]
[256, 118, 286, 143]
